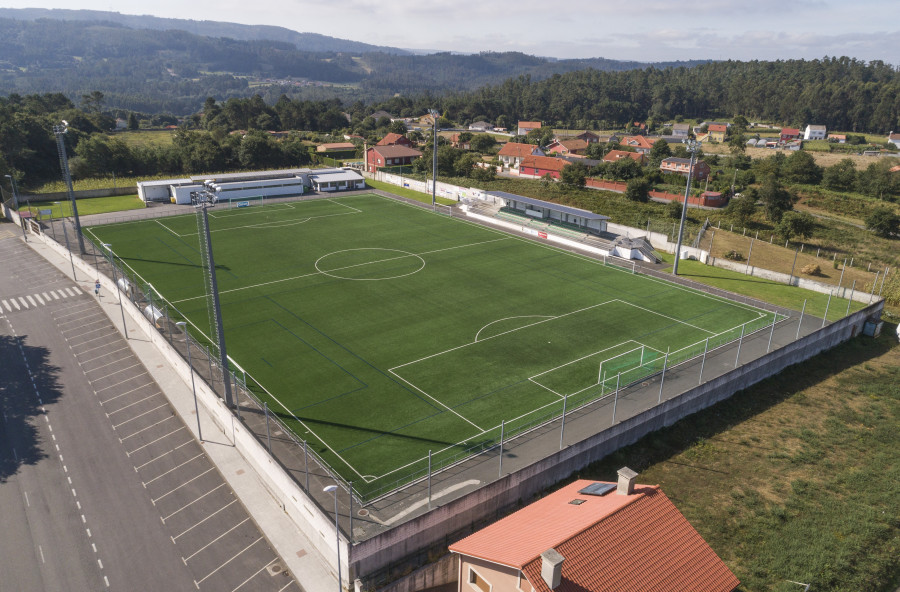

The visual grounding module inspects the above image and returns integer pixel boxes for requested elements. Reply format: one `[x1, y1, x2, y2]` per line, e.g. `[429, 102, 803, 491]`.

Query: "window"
[468, 567, 491, 592]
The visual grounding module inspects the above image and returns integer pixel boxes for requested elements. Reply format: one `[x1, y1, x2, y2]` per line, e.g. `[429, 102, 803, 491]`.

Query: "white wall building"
[804, 124, 827, 140]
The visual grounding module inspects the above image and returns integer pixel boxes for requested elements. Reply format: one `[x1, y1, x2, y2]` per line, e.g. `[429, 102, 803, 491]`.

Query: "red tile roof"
[708, 124, 728, 133]
[521, 155, 569, 172]
[316, 142, 356, 152]
[367, 145, 422, 158]
[603, 150, 644, 163]
[451, 479, 738, 592]
[781, 128, 801, 136]
[376, 133, 410, 146]
[621, 135, 654, 150]
[518, 121, 542, 129]
[499, 142, 540, 158]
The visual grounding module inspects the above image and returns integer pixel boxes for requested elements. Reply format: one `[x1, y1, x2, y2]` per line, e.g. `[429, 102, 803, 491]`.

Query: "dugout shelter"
[488, 191, 610, 234]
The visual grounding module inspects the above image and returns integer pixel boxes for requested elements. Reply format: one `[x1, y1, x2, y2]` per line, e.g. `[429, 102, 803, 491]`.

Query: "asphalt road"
[0, 224, 296, 592]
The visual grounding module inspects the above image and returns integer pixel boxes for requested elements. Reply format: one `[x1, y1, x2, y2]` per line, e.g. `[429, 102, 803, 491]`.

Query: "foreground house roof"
[451, 478, 738, 592]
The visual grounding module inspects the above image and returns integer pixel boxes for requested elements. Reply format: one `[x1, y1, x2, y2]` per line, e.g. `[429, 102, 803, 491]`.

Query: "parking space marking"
[81, 352, 134, 372]
[58, 311, 104, 324]
[151, 468, 216, 504]
[65, 325, 113, 340]
[119, 416, 176, 441]
[126, 427, 186, 456]
[230, 558, 276, 592]
[88, 362, 142, 381]
[95, 372, 151, 393]
[105, 391, 162, 414]
[54, 304, 96, 319]
[75, 340, 124, 356]
[184, 517, 251, 563]
[143, 453, 205, 487]
[81, 346, 130, 364]
[69, 331, 119, 347]
[194, 536, 263, 586]
[112, 403, 170, 429]
[134, 440, 195, 471]
[99, 383, 156, 405]
[172, 499, 239, 541]
[162, 484, 227, 522]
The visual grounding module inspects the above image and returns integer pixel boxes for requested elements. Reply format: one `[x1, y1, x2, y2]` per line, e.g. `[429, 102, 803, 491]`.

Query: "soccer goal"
[597, 345, 662, 393]
[228, 195, 266, 209]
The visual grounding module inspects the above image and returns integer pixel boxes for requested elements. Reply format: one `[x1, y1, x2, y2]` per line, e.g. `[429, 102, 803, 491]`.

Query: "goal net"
[228, 195, 266, 209]
[597, 345, 663, 393]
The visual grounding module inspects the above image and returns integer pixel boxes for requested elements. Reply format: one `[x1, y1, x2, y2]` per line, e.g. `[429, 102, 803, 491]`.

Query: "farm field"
[85, 193, 778, 498]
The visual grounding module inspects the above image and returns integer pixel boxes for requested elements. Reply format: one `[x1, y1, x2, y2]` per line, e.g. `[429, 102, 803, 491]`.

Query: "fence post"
[735, 323, 746, 366]
[838, 258, 847, 289]
[264, 401, 271, 452]
[795, 300, 807, 340]
[698, 337, 709, 384]
[845, 280, 856, 316]
[348, 482, 354, 543]
[657, 350, 669, 405]
[427, 450, 432, 509]
[559, 394, 568, 449]
[744, 238, 754, 274]
[498, 420, 505, 478]
[611, 374, 621, 426]
[788, 248, 799, 285]
[822, 292, 832, 327]
[869, 272, 879, 303]
[304, 440, 309, 492]
[879, 267, 890, 296]
[767, 314, 777, 352]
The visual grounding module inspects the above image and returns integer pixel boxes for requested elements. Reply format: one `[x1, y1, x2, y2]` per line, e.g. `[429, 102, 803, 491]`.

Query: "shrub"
[801, 263, 821, 276]
[724, 250, 744, 261]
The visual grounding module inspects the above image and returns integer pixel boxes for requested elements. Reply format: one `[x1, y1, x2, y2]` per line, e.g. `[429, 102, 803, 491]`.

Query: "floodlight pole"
[672, 139, 701, 275]
[192, 191, 235, 408]
[429, 109, 439, 212]
[52, 122, 86, 254]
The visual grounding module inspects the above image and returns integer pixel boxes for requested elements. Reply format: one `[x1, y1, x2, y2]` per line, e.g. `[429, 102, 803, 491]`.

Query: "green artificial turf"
[85, 194, 776, 498]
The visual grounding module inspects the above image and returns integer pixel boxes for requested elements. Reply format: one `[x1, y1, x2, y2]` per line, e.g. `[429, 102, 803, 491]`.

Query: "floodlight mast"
[52, 121, 86, 254]
[429, 109, 439, 211]
[672, 138, 702, 276]
[191, 189, 235, 408]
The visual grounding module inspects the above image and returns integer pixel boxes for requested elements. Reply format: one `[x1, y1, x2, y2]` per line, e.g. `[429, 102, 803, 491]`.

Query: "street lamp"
[323, 484, 341, 592]
[428, 109, 439, 211]
[672, 139, 702, 276]
[102, 243, 129, 339]
[175, 321, 202, 442]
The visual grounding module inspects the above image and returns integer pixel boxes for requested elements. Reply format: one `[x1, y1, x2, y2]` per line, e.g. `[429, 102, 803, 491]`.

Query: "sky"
[2, 0, 898, 63]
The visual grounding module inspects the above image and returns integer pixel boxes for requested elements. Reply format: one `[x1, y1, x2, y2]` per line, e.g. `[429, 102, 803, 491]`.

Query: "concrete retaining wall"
[373, 554, 458, 592]
[349, 300, 881, 582]
[19, 186, 138, 203]
[30, 227, 349, 590]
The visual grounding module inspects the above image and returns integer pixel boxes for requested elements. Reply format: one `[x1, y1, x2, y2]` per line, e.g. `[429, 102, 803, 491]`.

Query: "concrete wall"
[350, 300, 882, 582]
[19, 186, 138, 203]
[606, 221, 708, 263]
[374, 553, 459, 592]
[464, 209, 610, 258]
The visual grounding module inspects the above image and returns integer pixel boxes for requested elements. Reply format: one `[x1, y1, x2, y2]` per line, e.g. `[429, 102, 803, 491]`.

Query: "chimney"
[540, 548, 564, 590]
[617, 466, 638, 495]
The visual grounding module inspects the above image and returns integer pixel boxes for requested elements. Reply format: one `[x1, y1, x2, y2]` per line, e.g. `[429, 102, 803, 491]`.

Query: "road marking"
[88, 362, 142, 381]
[81, 352, 133, 372]
[194, 536, 262, 585]
[80, 346, 130, 364]
[65, 325, 112, 340]
[69, 332, 118, 347]
[2, 300, 10, 311]
[151, 468, 215, 504]
[172, 499, 238, 540]
[95, 372, 151, 393]
[134, 440, 194, 471]
[113, 403, 169, 429]
[18, 297, 28, 308]
[184, 517, 251, 562]
[126, 427, 186, 456]
[105, 391, 160, 413]
[34, 293, 45, 305]
[143, 453, 204, 486]
[24, 491, 29, 507]
[99, 383, 156, 405]
[66, 287, 80, 297]
[120, 416, 175, 441]
[230, 558, 276, 592]
[162, 483, 227, 521]
[26, 295, 37, 306]
[50, 291, 60, 300]
[38, 545, 45, 563]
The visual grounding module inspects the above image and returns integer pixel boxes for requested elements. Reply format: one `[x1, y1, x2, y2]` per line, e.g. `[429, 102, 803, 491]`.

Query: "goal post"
[228, 195, 266, 209]
[597, 345, 663, 393]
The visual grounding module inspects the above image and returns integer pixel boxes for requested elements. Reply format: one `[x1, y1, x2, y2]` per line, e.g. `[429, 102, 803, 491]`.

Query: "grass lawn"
[107, 130, 175, 148]
[365, 178, 457, 206]
[658, 254, 867, 321]
[23, 194, 145, 219]
[84, 194, 776, 499]
[579, 327, 900, 591]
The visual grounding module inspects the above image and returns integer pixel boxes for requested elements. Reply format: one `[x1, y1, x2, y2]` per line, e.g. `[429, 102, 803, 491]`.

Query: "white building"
[804, 124, 827, 140]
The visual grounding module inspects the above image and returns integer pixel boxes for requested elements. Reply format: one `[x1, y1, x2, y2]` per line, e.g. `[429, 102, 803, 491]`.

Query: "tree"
[453, 152, 480, 177]
[758, 176, 793, 221]
[782, 150, 822, 185]
[625, 177, 650, 202]
[469, 133, 496, 153]
[857, 160, 899, 200]
[775, 211, 815, 242]
[649, 139, 671, 164]
[865, 206, 900, 238]
[666, 199, 683, 219]
[726, 194, 757, 226]
[822, 159, 857, 191]
[472, 164, 496, 183]
[389, 120, 408, 135]
[80, 91, 105, 114]
[559, 162, 588, 189]
[127, 112, 139, 130]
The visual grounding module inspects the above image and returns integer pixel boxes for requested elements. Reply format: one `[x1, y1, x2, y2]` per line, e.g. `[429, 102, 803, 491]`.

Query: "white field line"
[387, 371, 484, 432]
[207, 202, 295, 219]
[156, 219, 182, 238]
[614, 299, 716, 335]
[185, 210, 358, 237]
[474, 315, 555, 342]
[529, 340, 639, 380]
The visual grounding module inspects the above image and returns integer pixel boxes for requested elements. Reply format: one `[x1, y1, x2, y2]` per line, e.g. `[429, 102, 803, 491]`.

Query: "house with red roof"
[707, 124, 728, 143]
[376, 133, 414, 148]
[575, 131, 601, 144]
[365, 145, 423, 172]
[518, 155, 569, 179]
[498, 142, 545, 169]
[602, 150, 646, 165]
[518, 121, 543, 136]
[546, 138, 589, 156]
[620, 135, 655, 154]
[660, 157, 711, 180]
[450, 471, 738, 592]
[780, 127, 801, 143]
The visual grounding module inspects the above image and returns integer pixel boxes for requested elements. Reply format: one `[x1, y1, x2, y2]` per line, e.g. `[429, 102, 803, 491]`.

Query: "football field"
[85, 194, 776, 498]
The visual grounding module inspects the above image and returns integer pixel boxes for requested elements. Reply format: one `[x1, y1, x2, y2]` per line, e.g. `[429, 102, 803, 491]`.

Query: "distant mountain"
[0, 7, 411, 54]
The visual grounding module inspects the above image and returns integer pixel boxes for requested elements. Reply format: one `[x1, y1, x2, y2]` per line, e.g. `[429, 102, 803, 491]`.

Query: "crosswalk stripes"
[1, 286, 85, 312]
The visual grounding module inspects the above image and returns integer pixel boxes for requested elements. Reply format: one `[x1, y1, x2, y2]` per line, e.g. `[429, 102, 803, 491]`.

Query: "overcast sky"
[3, 0, 897, 63]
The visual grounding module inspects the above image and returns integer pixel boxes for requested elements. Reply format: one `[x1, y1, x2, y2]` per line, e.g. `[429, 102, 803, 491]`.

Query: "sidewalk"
[22, 234, 337, 592]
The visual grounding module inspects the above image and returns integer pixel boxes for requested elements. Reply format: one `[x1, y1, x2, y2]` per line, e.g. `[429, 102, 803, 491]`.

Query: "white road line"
[230, 558, 277, 592]
[11, 298, 20, 310]
[277, 581, 297, 592]
[194, 536, 263, 585]
[58, 311, 104, 325]
[151, 468, 215, 504]
[2, 300, 9, 312]
[119, 416, 176, 441]
[66, 287, 80, 297]
[18, 297, 29, 308]
[69, 332, 119, 347]
[143, 453, 205, 486]
[95, 372, 151, 393]
[105, 391, 160, 414]
[64, 325, 112, 340]
[88, 362, 143, 380]
[75, 341, 125, 356]
[172, 499, 237, 540]
[54, 304, 97, 319]
[112, 403, 169, 428]
[50, 291, 60, 300]
[34, 293, 45, 305]
[126, 427, 187, 456]
[184, 518, 251, 563]
[81, 353, 134, 373]
[162, 483, 227, 521]
[80, 346, 131, 364]
[134, 440, 195, 471]
[26, 295, 37, 306]
[99, 383, 156, 405]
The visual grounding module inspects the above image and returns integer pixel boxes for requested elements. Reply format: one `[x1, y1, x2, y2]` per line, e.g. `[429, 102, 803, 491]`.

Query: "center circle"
[315, 248, 426, 281]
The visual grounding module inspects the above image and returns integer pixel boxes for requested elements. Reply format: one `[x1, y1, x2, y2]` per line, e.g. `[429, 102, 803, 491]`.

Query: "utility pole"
[673, 139, 702, 275]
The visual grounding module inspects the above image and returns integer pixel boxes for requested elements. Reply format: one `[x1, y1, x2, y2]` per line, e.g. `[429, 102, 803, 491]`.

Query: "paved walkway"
[18, 229, 337, 592]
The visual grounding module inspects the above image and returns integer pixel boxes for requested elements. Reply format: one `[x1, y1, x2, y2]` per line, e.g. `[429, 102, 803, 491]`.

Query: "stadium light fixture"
[323, 484, 341, 592]
[52, 120, 86, 254]
[176, 321, 202, 442]
[101, 243, 129, 339]
[672, 138, 702, 275]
